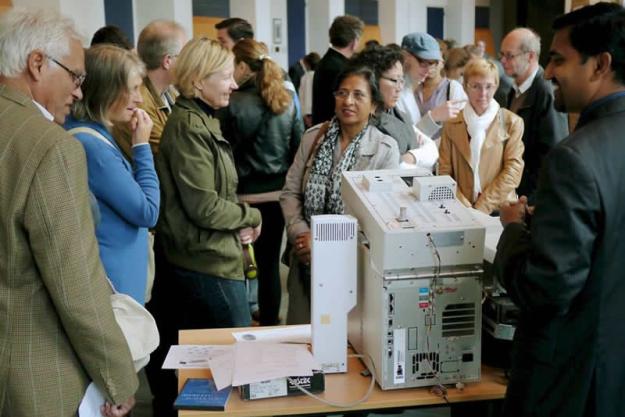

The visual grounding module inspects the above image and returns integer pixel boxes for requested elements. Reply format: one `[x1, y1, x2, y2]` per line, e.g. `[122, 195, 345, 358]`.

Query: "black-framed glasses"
[416, 57, 439, 68]
[48, 56, 86, 88]
[380, 75, 405, 88]
[498, 51, 527, 61]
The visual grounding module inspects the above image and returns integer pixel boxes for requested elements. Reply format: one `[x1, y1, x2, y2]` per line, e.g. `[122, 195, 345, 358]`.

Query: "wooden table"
[178, 327, 507, 417]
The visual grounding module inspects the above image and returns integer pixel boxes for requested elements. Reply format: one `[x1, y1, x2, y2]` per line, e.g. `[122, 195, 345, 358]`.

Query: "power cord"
[286, 353, 377, 408]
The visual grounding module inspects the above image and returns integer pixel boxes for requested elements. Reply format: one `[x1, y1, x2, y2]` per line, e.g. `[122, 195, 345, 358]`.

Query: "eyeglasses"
[48, 56, 86, 88]
[498, 51, 527, 61]
[466, 83, 497, 93]
[380, 75, 405, 88]
[416, 57, 439, 69]
[334, 89, 369, 102]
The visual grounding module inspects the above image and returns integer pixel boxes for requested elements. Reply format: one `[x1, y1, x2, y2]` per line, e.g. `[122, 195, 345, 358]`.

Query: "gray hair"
[0, 8, 80, 78]
[516, 27, 541, 56]
[138, 20, 186, 70]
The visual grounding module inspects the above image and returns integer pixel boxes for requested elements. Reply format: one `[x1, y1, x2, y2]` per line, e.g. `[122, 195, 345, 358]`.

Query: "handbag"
[107, 278, 160, 371]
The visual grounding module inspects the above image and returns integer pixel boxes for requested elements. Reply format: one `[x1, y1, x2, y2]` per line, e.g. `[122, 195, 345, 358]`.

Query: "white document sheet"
[78, 382, 105, 417]
[231, 342, 317, 386]
[162, 345, 229, 369]
[207, 346, 235, 391]
[231, 324, 311, 344]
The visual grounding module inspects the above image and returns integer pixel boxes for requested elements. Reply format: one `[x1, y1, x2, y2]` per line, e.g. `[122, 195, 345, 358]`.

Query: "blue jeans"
[172, 266, 251, 329]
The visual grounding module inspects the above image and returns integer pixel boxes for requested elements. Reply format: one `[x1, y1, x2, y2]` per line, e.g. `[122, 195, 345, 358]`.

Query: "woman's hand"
[239, 223, 262, 244]
[294, 232, 311, 266]
[101, 396, 135, 417]
[130, 108, 153, 146]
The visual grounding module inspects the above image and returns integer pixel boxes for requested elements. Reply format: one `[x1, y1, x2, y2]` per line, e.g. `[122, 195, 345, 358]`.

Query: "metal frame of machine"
[342, 170, 485, 390]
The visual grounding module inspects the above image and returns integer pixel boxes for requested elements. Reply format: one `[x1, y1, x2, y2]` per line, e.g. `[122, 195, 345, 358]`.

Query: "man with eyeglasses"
[500, 27, 568, 203]
[397, 32, 467, 143]
[0, 9, 138, 417]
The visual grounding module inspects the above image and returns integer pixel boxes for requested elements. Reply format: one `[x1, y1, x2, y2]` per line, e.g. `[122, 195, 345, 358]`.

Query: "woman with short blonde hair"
[65, 44, 159, 304]
[438, 57, 524, 214]
[156, 38, 261, 332]
[174, 37, 232, 98]
[462, 57, 500, 87]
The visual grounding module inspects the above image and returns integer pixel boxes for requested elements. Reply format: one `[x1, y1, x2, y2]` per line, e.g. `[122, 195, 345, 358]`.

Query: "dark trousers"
[251, 201, 285, 326]
[146, 239, 251, 417]
[145, 238, 178, 417]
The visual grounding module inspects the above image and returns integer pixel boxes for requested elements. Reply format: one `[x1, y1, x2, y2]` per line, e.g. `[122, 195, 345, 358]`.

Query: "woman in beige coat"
[280, 66, 400, 324]
[438, 58, 524, 214]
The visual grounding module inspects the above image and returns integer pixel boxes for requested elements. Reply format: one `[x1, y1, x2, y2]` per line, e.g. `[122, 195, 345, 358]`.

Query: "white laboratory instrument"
[342, 170, 485, 390]
[310, 215, 358, 373]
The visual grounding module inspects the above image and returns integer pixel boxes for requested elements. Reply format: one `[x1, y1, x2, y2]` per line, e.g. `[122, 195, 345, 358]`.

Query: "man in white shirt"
[500, 27, 568, 202]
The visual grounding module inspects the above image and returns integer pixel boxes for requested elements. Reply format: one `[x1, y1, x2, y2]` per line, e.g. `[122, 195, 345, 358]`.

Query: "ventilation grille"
[412, 352, 440, 379]
[314, 222, 356, 242]
[428, 186, 455, 201]
[442, 303, 476, 337]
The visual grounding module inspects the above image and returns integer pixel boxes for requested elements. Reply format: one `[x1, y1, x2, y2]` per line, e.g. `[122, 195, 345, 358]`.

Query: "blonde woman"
[218, 39, 304, 325]
[65, 45, 159, 305]
[438, 58, 525, 214]
[156, 38, 261, 329]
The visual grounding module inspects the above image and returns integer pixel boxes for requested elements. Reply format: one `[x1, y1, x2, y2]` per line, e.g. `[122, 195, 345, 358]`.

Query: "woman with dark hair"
[281, 66, 399, 324]
[350, 44, 438, 170]
[218, 38, 304, 325]
[65, 45, 159, 304]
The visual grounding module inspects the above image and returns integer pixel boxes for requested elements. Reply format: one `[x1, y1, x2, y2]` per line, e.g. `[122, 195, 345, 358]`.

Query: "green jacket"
[157, 96, 261, 280]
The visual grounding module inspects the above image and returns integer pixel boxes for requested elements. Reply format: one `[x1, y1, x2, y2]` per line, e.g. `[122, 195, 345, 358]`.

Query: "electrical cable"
[286, 353, 377, 408]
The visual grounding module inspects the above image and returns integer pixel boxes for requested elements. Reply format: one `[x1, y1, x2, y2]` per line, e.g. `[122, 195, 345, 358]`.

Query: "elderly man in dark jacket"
[495, 4, 625, 417]
[500, 27, 569, 203]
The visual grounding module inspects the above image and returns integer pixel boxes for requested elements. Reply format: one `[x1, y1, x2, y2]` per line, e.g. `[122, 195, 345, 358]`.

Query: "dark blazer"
[0, 85, 138, 416]
[494, 93, 625, 417]
[506, 67, 568, 203]
[312, 48, 348, 125]
[288, 60, 306, 93]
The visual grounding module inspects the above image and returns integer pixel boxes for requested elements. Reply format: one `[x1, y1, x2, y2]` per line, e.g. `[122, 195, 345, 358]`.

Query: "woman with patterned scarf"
[280, 66, 400, 324]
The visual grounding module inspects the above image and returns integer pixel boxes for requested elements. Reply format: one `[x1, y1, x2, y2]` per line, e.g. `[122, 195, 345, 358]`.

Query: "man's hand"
[294, 231, 311, 266]
[500, 196, 530, 226]
[401, 152, 416, 164]
[101, 396, 135, 417]
[429, 99, 466, 123]
[130, 108, 153, 146]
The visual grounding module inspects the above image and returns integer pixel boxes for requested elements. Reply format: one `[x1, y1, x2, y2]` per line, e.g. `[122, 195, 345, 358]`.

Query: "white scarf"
[462, 99, 500, 201]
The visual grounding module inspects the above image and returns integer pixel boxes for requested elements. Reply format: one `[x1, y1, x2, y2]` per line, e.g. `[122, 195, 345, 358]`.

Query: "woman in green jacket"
[156, 37, 261, 329]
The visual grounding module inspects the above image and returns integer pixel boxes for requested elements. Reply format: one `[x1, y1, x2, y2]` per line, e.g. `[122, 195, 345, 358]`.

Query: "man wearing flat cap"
[397, 32, 467, 141]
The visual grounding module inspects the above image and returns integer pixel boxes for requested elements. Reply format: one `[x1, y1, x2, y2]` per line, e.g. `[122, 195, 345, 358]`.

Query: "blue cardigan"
[65, 117, 160, 304]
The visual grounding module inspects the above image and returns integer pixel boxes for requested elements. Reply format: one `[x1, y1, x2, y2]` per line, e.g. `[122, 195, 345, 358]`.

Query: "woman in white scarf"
[438, 58, 525, 214]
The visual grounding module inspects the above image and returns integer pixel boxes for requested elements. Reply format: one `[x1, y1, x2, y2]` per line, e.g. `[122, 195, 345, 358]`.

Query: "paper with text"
[231, 342, 317, 386]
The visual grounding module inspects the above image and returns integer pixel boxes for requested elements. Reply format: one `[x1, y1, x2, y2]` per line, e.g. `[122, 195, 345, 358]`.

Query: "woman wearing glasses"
[350, 44, 438, 171]
[281, 66, 399, 324]
[65, 45, 159, 304]
[438, 58, 524, 215]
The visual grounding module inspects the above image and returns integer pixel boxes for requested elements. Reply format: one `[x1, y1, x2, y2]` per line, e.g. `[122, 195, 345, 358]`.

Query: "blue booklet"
[174, 378, 231, 411]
